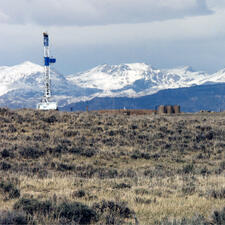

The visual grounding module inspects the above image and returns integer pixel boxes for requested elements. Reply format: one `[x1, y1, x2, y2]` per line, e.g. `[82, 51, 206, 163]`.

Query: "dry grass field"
[0, 108, 224, 224]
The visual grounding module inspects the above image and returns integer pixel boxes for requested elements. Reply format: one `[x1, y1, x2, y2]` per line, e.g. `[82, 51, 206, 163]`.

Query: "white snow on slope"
[67, 63, 152, 90]
[200, 68, 225, 84]
[67, 63, 215, 98]
[0, 61, 43, 83]
[0, 61, 43, 95]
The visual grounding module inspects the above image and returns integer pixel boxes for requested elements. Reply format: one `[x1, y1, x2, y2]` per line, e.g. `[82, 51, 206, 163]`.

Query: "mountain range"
[0, 61, 225, 111]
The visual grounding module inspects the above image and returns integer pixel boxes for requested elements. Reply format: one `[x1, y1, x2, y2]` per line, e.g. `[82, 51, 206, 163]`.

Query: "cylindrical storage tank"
[173, 105, 181, 114]
[157, 105, 166, 114]
[166, 105, 174, 114]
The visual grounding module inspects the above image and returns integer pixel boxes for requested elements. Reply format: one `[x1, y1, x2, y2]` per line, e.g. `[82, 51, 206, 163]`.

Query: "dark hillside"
[62, 83, 225, 112]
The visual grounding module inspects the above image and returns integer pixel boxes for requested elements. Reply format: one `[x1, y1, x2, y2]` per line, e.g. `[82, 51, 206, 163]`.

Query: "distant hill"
[61, 83, 225, 112]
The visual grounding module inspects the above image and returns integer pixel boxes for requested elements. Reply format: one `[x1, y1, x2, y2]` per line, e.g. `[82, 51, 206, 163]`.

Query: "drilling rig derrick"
[37, 32, 57, 110]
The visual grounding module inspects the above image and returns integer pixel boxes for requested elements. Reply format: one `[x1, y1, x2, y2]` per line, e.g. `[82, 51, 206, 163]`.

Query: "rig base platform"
[37, 102, 58, 110]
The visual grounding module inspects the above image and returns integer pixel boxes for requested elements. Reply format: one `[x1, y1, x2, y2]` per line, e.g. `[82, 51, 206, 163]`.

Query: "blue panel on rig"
[49, 58, 56, 64]
[44, 57, 56, 66]
[44, 57, 50, 66]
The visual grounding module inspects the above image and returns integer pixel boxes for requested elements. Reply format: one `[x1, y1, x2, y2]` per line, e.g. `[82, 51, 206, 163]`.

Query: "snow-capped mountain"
[0, 61, 43, 96]
[0, 61, 99, 108]
[67, 63, 213, 98]
[67, 63, 153, 90]
[0, 61, 225, 109]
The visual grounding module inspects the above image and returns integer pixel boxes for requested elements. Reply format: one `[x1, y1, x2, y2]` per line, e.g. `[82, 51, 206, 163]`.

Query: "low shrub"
[135, 197, 152, 204]
[0, 181, 20, 199]
[118, 168, 137, 178]
[57, 163, 74, 171]
[80, 148, 97, 157]
[208, 188, 225, 199]
[64, 130, 78, 137]
[131, 150, 150, 160]
[200, 166, 210, 176]
[75, 165, 96, 178]
[97, 168, 118, 179]
[181, 182, 196, 195]
[19, 147, 44, 159]
[159, 207, 225, 225]
[0, 210, 28, 225]
[8, 124, 17, 133]
[72, 190, 86, 198]
[1, 149, 10, 158]
[144, 166, 171, 178]
[70, 147, 97, 157]
[135, 188, 150, 195]
[75, 165, 119, 179]
[219, 161, 225, 171]
[42, 115, 57, 123]
[92, 200, 134, 222]
[113, 183, 131, 189]
[56, 202, 97, 224]
[52, 144, 69, 154]
[211, 207, 225, 224]
[159, 215, 207, 225]
[14, 198, 52, 216]
[14, 198, 97, 224]
[0, 162, 11, 171]
[0, 107, 10, 116]
[182, 164, 194, 174]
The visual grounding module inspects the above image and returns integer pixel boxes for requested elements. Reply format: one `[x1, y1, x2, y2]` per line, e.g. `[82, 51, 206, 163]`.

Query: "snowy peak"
[91, 63, 155, 75]
[0, 61, 43, 83]
[4, 61, 43, 74]
[200, 68, 225, 84]
[94, 63, 152, 74]
[0, 61, 44, 96]
[67, 63, 159, 91]
[16, 61, 43, 69]
[67, 62, 211, 97]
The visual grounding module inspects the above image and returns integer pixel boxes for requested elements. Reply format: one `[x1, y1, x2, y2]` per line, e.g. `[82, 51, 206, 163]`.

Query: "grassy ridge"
[0, 108, 224, 224]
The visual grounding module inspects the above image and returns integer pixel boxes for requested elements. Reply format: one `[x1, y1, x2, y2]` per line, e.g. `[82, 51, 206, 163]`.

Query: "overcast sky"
[0, 0, 225, 74]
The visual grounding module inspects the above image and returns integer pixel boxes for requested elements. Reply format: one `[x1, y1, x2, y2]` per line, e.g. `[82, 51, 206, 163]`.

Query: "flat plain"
[0, 108, 224, 224]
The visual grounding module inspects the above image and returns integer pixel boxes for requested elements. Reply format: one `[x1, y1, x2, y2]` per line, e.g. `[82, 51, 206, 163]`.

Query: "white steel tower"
[37, 32, 57, 110]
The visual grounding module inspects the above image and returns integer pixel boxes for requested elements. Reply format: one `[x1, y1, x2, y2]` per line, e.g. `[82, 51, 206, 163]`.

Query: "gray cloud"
[207, 0, 225, 9]
[0, 0, 212, 26]
[0, 0, 225, 75]
[0, 9, 9, 22]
